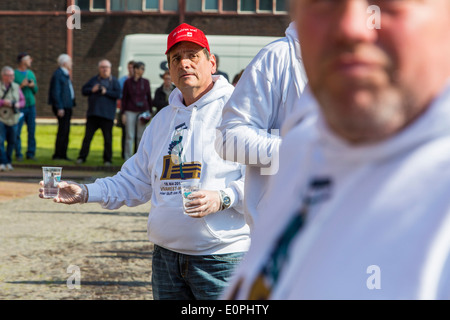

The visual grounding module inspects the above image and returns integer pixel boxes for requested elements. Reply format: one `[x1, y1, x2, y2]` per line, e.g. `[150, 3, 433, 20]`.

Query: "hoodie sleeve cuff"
[85, 183, 103, 203]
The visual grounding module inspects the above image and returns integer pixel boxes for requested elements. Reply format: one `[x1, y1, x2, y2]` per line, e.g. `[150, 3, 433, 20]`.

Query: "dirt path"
[0, 182, 153, 300]
[0, 181, 40, 203]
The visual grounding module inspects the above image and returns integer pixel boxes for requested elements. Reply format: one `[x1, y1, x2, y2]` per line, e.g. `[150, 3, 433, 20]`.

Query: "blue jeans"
[0, 122, 17, 164]
[15, 105, 36, 159]
[152, 245, 245, 300]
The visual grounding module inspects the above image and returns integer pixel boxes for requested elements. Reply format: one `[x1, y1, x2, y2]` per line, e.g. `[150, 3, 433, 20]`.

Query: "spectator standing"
[0, 66, 25, 171]
[118, 60, 135, 159]
[121, 61, 152, 160]
[48, 54, 75, 161]
[76, 59, 121, 166]
[213, 54, 229, 82]
[14, 52, 38, 161]
[152, 70, 175, 116]
[119, 60, 134, 90]
[40, 23, 249, 300]
[225, 0, 450, 300]
[231, 69, 244, 87]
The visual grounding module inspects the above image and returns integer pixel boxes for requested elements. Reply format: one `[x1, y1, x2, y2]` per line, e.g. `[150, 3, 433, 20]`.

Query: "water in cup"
[180, 180, 201, 215]
[42, 167, 62, 199]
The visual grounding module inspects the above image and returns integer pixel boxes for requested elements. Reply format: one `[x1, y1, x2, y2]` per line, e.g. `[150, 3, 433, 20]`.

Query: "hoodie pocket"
[147, 206, 221, 253]
[202, 208, 249, 241]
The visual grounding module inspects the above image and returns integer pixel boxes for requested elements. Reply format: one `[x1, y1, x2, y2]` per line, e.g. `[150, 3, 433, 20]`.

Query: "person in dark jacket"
[76, 59, 121, 166]
[48, 54, 75, 161]
[153, 70, 175, 116]
[213, 54, 229, 82]
[121, 61, 152, 160]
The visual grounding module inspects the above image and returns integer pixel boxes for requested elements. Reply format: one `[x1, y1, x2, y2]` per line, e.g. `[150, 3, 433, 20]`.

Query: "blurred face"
[1, 70, 14, 85]
[21, 55, 32, 68]
[163, 73, 172, 87]
[127, 63, 134, 76]
[168, 41, 216, 104]
[295, 0, 450, 144]
[64, 58, 73, 70]
[134, 66, 145, 79]
[98, 60, 112, 78]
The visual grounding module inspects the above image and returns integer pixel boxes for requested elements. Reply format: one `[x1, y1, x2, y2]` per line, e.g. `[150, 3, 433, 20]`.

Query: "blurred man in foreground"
[226, 0, 450, 300]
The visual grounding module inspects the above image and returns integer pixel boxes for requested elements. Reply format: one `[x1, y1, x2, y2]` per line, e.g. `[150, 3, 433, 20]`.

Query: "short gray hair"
[1, 66, 14, 75]
[57, 54, 72, 67]
[98, 59, 112, 67]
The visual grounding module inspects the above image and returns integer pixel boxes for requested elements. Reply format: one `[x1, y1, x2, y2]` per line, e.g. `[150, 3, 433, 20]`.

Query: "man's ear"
[210, 54, 217, 74]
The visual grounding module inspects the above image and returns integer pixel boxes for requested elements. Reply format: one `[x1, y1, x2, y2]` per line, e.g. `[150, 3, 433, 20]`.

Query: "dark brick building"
[0, 0, 289, 118]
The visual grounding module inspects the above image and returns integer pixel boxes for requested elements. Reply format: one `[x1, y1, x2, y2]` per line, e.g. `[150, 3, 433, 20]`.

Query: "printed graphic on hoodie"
[246, 177, 333, 299]
[160, 122, 202, 181]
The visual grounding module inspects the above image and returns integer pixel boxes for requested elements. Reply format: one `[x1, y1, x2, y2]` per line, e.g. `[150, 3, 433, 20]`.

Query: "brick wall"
[0, 0, 66, 11]
[0, 10, 289, 118]
[0, 14, 67, 118]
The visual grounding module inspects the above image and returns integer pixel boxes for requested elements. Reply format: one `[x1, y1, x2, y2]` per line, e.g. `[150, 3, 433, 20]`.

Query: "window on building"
[186, 0, 202, 12]
[240, 0, 256, 12]
[76, 0, 90, 10]
[145, 0, 159, 10]
[259, 0, 272, 11]
[163, 0, 178, 11]
[76, 0, 286, 14]
[276, 0, 286, 12]
[110, 0, 144, 11]
[93, 0, 106, 10]
[222, 0, 237, 12]
[127, 0, 143, 10]
[205, 0, 218, 11]
[110, 0, 125, 11]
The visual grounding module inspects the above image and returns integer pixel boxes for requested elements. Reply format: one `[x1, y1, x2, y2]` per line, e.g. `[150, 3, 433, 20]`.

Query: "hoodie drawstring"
[180, 106, 198, 179]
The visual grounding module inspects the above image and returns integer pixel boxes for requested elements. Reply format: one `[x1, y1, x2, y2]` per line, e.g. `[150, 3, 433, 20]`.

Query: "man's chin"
[317, 86, 379, 112]
[316, 87, 407, 144]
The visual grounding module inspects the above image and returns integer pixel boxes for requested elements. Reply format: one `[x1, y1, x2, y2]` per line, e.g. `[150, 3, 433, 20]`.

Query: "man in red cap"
[164, 23, 214, 105]
[41, 23, 249, 300]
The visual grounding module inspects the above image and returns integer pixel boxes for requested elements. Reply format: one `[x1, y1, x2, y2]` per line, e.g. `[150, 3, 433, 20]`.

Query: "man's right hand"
[2, 99, 12, 107]
[39, 180, 88, 205]
[21, 78, 29, 88]
[92, 84, 100, 93]
[57, 109, 65, 118]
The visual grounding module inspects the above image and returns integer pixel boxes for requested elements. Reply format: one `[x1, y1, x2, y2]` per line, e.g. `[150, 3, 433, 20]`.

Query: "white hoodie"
[225, 84, 450, 299]
[87, 76, 250, 256]
[215, 22, 312, 229]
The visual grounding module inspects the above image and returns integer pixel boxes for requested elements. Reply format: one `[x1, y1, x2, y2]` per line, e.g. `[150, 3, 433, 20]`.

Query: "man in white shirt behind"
[215, 20, 312, 229]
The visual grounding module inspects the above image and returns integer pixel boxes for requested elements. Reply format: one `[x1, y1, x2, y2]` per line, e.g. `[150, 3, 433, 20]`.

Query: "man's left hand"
[184, 190, 221, 218]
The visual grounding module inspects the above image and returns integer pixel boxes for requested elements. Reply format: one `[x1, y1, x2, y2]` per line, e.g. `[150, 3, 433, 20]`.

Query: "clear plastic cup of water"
[42, 167, 62, 199]
[180, 180, 201, 215]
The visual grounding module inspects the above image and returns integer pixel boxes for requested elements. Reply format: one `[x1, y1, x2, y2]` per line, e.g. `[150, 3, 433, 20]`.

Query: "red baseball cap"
[165, 23, 210, 55]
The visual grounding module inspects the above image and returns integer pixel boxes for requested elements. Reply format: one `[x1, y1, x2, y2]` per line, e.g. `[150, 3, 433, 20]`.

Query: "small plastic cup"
[42, 167, 62, 199]
[180, 180, 201, 215]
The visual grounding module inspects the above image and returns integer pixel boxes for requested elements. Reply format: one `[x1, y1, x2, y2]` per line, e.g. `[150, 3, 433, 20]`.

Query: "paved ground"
[0, 167, 154, 300]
